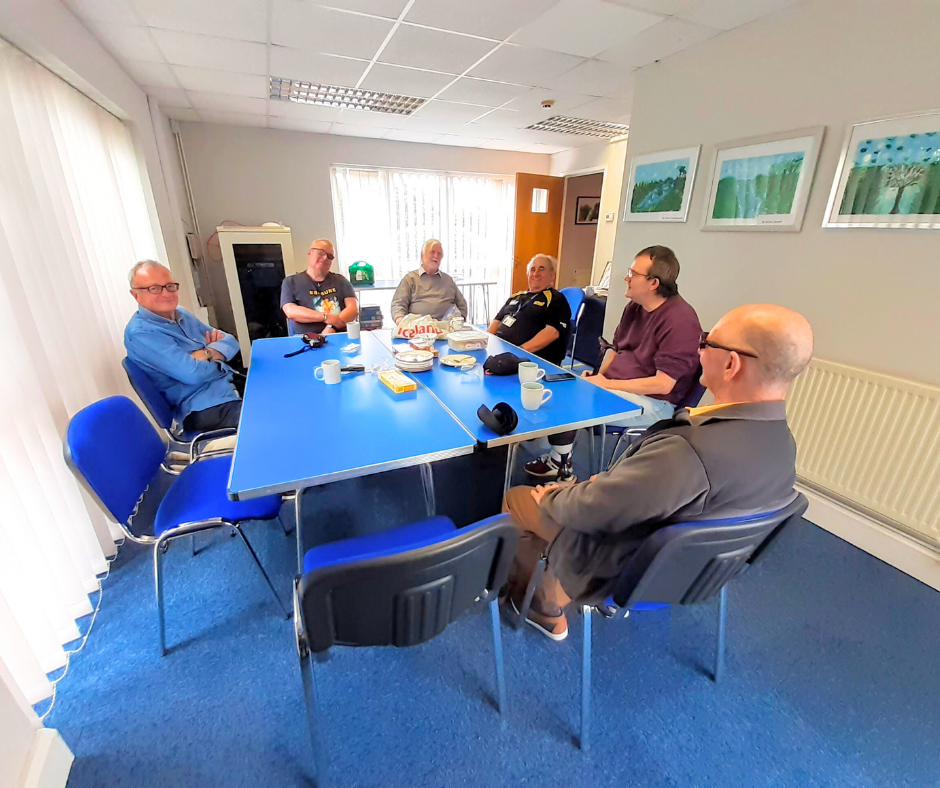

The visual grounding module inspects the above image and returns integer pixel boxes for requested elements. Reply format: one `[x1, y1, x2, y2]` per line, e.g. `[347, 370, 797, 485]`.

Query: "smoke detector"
[540, 99, 555, 109]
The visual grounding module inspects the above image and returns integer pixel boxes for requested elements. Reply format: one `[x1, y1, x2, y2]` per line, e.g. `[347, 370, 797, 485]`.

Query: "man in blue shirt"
[124, 260, 242, 432]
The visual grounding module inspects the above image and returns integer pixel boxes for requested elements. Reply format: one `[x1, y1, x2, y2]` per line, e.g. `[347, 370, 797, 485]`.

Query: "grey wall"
[608, 0, 940, 385]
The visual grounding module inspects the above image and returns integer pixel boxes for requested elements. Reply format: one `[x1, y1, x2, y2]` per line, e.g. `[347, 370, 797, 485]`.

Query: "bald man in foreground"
[502, 304, 814, 641]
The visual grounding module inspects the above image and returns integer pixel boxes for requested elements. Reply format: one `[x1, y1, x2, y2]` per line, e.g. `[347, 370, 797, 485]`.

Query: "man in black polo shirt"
[281, 239, 358, 335]
[487, 254, 570, 365]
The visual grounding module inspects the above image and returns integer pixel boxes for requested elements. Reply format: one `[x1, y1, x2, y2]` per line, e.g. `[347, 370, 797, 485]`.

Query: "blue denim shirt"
[124, 306, 241, 423]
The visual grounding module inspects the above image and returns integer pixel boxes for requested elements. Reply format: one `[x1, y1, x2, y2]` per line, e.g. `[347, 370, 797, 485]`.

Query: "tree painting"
[630, 158, 690, 213]
[712, 152, 805, 219]
[839, 131, 940, 216]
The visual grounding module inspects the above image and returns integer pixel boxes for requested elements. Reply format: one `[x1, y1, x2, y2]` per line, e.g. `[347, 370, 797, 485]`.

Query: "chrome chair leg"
[502, 443, 517, 494]
[715, 585, 727, 683]
[581, 604, 593, 753]
[233, 524, 291, 619]
[588, 429, 595, 473]
[598, 430, 606, 476]
[295, 488, 305, 575]
[153, 538, 169, 656]
[516, 555, 546, 631]
[488, 598, 507, 725]
[191, 533, 197, 557]
[420, 463, 436, 517]
[300, 650, 327, 787]
[607, 431, 629, 471]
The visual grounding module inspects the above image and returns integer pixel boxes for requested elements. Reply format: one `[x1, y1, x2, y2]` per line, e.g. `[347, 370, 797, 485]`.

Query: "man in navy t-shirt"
[280, 239, 358, 335]
[525, 245, 702, 482]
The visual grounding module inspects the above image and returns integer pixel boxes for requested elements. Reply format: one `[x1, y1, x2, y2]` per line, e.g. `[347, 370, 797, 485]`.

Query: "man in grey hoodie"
[503, 304, 814, 641]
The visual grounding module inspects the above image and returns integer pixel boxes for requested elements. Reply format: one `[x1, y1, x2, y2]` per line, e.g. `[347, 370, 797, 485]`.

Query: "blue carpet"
[46, 450, 940, 788]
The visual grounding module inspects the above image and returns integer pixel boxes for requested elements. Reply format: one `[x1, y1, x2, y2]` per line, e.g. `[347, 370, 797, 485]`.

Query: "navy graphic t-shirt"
[280, 271, 355, 334]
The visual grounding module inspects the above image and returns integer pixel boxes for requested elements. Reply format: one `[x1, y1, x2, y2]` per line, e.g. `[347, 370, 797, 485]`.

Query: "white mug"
[518, 361, 545, 383]
[521, 381, 552, 410]
[315, 359, 341, 384]
[347, 321, 361, 340]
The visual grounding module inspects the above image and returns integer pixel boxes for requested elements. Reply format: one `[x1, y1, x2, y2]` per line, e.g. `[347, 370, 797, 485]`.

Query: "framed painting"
[575, 196, 600, 224]
[623, 146, 700, 222]
[824, 109, 940, 229]
[702, 127, 825, 232]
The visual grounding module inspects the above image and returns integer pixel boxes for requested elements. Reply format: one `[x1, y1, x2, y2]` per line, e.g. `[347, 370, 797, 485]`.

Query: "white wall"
[607, 0, 940, 386]
[551, 139, 628, 285]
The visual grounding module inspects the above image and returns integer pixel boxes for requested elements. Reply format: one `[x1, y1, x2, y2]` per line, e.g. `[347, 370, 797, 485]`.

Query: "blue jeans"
[547, 392, 674, 446]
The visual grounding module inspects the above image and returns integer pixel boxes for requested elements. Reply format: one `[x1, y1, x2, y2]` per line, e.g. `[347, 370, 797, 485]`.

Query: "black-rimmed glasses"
[132, 283, 180, 295]
[699, 331, 758, 358]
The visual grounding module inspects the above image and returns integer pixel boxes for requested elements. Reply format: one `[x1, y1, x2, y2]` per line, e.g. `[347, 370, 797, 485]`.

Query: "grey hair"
[528, 254, 557, 274]
[422, 238, 443, 256]
[128, 259, 165, 287]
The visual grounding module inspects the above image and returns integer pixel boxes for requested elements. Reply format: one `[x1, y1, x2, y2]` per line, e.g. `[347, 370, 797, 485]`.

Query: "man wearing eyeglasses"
[525, 245, 702, 483]
[281, 239, 358, 335]
[124, 260, 243, 432]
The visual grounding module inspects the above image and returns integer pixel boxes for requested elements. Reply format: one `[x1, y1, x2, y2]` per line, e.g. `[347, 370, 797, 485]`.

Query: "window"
[330, 166, 515, 324]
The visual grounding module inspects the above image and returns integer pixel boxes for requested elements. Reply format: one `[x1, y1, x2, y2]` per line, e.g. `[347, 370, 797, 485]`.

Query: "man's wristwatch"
[204, 348, 212, 361]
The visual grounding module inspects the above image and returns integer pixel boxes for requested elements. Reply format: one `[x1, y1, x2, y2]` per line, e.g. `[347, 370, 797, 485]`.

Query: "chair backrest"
[560, 287, 586, 354]
[298, 514, 518, 654]
[122, 357, 174, 431]
[612, 493, 808, 609]
[677, 367, 706, 410]
[64, 396, 166, 526]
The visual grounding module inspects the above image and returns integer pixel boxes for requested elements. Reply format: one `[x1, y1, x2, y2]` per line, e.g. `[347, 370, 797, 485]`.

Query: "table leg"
[294, 487, 304, 575]
[503, 443, 518, 494]
[482, 284, 490, 325]
[420, 462, 436, 516]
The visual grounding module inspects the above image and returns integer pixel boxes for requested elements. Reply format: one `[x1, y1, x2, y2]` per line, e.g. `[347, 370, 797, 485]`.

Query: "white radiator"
[786, 359, 940, 549]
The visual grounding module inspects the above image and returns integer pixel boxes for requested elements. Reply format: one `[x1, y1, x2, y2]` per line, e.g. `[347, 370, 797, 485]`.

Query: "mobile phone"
[544, 371, 576, 382]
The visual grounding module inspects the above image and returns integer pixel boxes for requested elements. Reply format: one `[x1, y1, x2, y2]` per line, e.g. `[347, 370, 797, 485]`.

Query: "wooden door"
[512, 173, 564, 293]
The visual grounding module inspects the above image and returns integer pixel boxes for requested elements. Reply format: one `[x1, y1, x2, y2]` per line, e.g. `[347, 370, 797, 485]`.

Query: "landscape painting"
[624, 146, 700, 223]
[704, 128, 824, 232]
[825, 111, 940, 228]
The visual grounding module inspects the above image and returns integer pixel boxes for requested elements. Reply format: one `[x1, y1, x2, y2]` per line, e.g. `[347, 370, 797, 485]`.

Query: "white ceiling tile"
[328, 123, 391, 138]
[465, 108, 533, 131]
[270, 47, 369, 86]
[603, 73, 636, 104]
[469, 44, 583, 86]
[63, 0, 141, 25]
[596, 17, 720, 67]
[314, 0, 411, 17]
[434, 134, 490, 148]
[173, 67, 268, 97]
[121, 59, 178, 88]
[198, 110, 269, 127]
[272, 1, 394, 58]
[135, 0, 268, 42]
[510, 0, 662, 58]
[500, 87, 593, 115]
[162, 106, 201, 121]
[333, 108, 413, 128]
[601, 0, 683, 14]
[521, 143, 569, 154]
[675, 0, 799, 31]
[145, 86, 191, 106]
[383, 130, 446, 144]
[268, 99, 342, 122]
[88, 22, 163, 62]
[404, 0, 559, 41]
[187, 92, 268, 114]
[360, 64, 456, 99]
[379, 25, 496, 74]
[151, 30, 267, 74]
[437, 77, 528, 107]
[548, 59, 633, 96]
[269, 116, 334, 133]
[410, 100, 491, 124]
[476, 139, 533, 151]
[569, 98, 631, 123]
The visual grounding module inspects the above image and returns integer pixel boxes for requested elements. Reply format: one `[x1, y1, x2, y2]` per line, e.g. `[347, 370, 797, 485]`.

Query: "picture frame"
[823, 109, 940, 229]
[623, 146, 700, 222]
[701, 126, 825, 232]
[574, 196, 601, 225]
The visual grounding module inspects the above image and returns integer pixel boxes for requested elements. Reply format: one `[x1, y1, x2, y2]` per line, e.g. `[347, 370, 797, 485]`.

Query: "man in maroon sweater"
[525, 245, 702, 482]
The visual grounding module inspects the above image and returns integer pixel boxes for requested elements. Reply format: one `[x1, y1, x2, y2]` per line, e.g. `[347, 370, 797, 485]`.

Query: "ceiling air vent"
[525, 115, 630, 139]
[269, 77, 426, 115]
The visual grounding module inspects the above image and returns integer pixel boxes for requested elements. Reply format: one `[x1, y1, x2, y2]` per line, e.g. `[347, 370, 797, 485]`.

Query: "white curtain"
[0, 40, 157, 704]
[331, 166, 515, 323]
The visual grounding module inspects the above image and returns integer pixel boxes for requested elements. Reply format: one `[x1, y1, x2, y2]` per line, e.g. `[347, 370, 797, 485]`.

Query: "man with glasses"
[503, 304, 814, 641]
[525, 245, 702, 483]
[281, 239, 358, 335]
[124, 260, 243, 432]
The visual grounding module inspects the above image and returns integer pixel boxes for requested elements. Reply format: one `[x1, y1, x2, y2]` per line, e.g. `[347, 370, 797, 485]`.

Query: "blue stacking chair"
[293, 513, 518, 785]
[65, 395, 290, 655]
[560, 287, 586, 369]
[517, 493, 808, 751]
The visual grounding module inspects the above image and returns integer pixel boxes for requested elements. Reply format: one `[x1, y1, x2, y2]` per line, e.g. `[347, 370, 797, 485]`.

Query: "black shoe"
[523, 453, 576, 482]
[509, 596, 568, 641]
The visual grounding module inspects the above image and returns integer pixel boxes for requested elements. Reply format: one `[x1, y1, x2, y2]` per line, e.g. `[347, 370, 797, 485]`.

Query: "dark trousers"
[548, 430, 577, 447]
[183, 399, 242, 433]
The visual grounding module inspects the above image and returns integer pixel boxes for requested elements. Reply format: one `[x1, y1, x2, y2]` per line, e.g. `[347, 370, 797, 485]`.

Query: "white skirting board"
[19, 729, 73, 788]
[799, 484, 940, 593]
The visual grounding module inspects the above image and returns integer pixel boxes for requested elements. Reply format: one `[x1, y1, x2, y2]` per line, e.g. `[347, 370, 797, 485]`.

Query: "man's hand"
[530, 483, 560, 506]
[324, 312, 343, 328]
[394, 315, 403, 325]
[205, 329, 225, 345]
[190, 348, 224, 362]
[580, 370, 595, 378]
[584, 371, 609, 388]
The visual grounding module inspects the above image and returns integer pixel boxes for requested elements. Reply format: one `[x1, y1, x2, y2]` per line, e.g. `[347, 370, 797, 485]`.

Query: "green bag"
[348, 260, 374, 286]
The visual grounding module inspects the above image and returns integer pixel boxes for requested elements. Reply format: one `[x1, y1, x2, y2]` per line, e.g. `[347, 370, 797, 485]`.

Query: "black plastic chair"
[293, 513, 518, 785]
[519, 493, 808, 751]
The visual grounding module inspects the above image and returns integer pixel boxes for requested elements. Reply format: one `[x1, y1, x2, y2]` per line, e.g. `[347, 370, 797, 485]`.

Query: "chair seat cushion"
[303, 516, 456, 574]
[154, 456, 281, 535]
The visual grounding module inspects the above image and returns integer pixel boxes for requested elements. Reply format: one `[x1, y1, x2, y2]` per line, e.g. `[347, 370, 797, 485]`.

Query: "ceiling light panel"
[525, 115, 630, 138]
[270, 77, 426, 115]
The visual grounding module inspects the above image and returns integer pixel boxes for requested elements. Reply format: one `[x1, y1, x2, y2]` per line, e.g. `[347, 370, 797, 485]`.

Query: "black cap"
[477, 402, 518, 436]
[482, 352, 526, 376]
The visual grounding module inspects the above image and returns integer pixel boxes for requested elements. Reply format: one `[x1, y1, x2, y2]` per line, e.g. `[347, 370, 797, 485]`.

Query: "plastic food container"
[447, 330, 490, 352]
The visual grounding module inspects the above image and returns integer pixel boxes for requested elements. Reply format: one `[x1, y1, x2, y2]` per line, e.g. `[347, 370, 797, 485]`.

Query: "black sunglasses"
[699, 331, 758, 359]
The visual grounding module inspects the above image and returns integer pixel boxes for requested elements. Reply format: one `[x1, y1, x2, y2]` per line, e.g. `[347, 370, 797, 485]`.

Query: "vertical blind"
[0, 40, 157, 704]
[331, 166, 515, 322]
